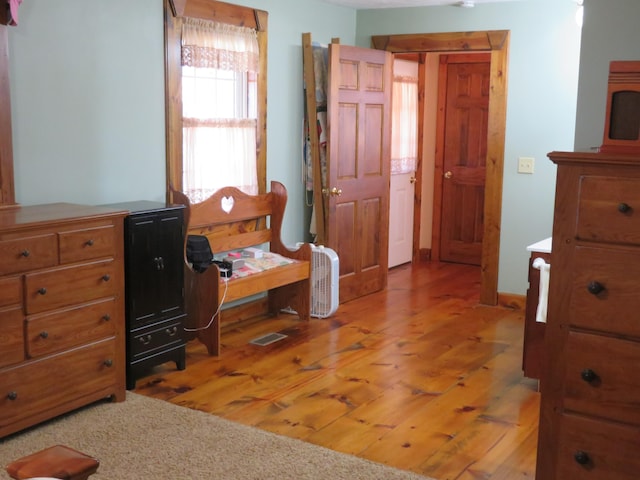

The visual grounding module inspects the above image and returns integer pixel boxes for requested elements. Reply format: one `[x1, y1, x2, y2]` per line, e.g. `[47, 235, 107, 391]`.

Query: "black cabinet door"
[126, 208, 184, 327]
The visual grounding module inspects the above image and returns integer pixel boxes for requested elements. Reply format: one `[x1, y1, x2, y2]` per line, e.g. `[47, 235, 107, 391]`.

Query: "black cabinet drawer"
[129, 315, 186, 360]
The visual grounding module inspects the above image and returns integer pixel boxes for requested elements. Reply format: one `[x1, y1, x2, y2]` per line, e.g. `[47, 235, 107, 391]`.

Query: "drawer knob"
[85, 239, 95, 246]
[102, 274, 111, 282]
[39, 331, 49, 339]
[166, 326, 178, 336]
[618, 202, 632, 213]
[574, 450, 590, 465]
[580, 368, 598, 383]
[102, 314, 111, 321]
[37, 287, 47, 295]
[20, 249, 30, 257]
[7, 391, 18, 401]
[587, 281, 604, 295]
[103, 359, 113, 367]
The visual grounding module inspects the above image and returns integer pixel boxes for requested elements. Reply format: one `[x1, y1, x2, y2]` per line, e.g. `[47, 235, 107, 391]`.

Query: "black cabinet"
[106, 201, 187, 389]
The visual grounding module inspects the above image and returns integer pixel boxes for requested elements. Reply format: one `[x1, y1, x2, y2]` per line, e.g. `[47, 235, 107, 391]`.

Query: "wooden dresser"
[536, 151, 640, 479]
[0, 203, 127, 438]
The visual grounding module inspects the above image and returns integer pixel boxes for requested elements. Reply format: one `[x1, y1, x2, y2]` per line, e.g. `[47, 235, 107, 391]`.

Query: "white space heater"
[308, 244, 339, 318]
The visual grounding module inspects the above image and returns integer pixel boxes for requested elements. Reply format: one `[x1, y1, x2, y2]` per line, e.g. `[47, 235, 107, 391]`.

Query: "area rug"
[0, 393, 432, 480]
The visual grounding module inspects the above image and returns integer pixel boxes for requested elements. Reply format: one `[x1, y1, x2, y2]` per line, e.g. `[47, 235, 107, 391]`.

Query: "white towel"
[532, 257, 550, 323]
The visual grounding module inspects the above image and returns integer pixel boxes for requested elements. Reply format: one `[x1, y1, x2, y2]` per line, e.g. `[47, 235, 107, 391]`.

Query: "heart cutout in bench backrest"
[221, 196, 235, 214]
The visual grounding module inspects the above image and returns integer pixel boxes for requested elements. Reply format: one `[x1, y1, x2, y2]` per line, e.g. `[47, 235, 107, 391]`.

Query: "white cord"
[183, 277, 229, 332]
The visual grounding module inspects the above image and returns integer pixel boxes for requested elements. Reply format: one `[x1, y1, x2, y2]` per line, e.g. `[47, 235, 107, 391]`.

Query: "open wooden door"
[326, 44, 393, 304]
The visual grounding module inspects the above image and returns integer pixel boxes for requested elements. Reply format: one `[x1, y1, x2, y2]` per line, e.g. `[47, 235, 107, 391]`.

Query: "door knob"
[444, 171, 453, 179]
[322, 187, 342, 196]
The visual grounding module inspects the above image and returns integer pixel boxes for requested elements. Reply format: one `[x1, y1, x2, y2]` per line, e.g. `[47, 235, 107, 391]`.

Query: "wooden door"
[326, 44, 393, 303]
[438, 54, 490, 265]
[388, 172, 415, 268]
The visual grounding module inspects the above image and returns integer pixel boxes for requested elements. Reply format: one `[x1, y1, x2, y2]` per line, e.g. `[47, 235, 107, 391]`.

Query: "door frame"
[372, 30, 509, 306]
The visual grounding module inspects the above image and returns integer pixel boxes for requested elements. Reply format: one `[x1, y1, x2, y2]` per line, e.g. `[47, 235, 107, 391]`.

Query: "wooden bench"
[170, 181, 311, 356]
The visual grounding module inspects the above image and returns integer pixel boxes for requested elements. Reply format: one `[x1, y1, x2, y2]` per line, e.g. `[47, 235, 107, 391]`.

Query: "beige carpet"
[0, 393, 433, 480]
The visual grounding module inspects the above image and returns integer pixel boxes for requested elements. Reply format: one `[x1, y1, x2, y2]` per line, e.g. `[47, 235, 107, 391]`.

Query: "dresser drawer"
[129, 315, 186, 361]
[0, 307, 24, 368]
[24, 259, 119, 314]
[59, 224, 116, 264]
[569, 247, 640, 337]
[577, 175, 640, 245]
[0, 276, 21, 308]
[0, 234, 57, 275]
[557, 413, 640, 479]
[0, 338, 118, 428]
[564, 331, 640, 425]
[26, 298, 117, 358]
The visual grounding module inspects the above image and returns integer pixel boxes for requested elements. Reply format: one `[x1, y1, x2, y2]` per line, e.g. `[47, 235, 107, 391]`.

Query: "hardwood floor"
[135, 261, 539, 479]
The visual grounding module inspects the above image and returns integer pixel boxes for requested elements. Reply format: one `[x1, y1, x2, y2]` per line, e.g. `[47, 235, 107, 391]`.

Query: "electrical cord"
[183, 276, 229, 332]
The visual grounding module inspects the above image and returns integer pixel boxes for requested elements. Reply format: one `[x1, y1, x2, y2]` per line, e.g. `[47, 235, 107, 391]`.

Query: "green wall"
[8, 0, 590, 296]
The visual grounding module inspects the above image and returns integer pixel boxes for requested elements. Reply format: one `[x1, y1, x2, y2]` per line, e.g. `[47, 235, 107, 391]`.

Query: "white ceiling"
[318, 0, 523, 9]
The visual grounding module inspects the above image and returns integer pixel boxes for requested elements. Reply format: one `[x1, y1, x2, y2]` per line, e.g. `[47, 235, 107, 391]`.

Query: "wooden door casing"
[439, 53, 491, 265]
[327, 44, 393, 303]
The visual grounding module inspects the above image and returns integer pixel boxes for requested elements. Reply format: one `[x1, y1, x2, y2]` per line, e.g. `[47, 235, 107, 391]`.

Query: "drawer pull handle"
[587, 281, 604, 295]
[103, 359, 113, 367]
[7, 391, 18, 401]
[154, 257, 165, 271]
[140, 335, 152, 345]
[20, 249, 30, 257]
[618, 202, 631, 213]
[85, 239, 95, 246]
[166, 326, 178, 336]
[580, 368, 598, 383]
[574, 450, 590, 465]
[102, 274, 111, 282]
[102, 314, 111, 321]
[37, 287, 47, 295]
[39, 331, 49, 339]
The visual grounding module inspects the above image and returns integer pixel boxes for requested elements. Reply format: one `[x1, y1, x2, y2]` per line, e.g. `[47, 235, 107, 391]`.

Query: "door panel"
[388, 172, 415, 268]
[327, 44, 393, 303]
[439, 53, 490, 266]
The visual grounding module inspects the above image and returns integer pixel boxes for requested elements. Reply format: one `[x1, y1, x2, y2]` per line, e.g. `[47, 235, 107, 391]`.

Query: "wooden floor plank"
[135, 261, 538, 479]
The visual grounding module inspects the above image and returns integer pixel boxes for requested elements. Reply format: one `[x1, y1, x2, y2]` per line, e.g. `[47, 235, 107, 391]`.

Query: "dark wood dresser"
[536, 151, 640, 479]
[0, 203, 127, 438]
[106, 201, 186, 389]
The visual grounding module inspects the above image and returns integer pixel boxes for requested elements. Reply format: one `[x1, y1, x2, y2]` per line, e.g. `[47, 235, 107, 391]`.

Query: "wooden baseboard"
[220, 297, 269, 332]
[418, 248, 432, 262]
[497, 292, 525, 310]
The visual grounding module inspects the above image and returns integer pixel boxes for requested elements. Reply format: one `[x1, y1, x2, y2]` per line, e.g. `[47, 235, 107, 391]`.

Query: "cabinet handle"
[166, 326, 178, 336]
[574, 450, 590, 465]
[587, 281, 604, 295]
[39, 331, 49, 339]
[580, 368, 598, 383]
[154, 257, 165, 270]
[7, 391, 18, 400]
[20, 249, 30, 257]
[85, 239, 95, 246]
[102, 314, 111, 322]
[618, 202, 631, 213]
[103, 359, 113, 367]
[37, 287, 47, 295]
[102, 274, 111, 282]
[139, 335, 152, 345]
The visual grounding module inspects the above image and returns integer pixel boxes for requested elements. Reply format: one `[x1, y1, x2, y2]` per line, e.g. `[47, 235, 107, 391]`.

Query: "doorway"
[373, 30, 509, 305]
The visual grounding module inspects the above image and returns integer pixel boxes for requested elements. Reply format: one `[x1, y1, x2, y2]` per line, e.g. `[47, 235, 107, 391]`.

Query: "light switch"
[518, 157, 535, 174]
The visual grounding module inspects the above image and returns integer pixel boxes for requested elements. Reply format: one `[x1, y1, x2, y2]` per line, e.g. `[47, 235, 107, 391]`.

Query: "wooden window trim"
[164, 0, 268, 197]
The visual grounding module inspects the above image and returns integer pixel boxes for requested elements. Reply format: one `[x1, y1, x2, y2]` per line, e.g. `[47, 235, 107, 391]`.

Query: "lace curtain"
[181, 18, 259, 203]
[391, 75, 418, 175]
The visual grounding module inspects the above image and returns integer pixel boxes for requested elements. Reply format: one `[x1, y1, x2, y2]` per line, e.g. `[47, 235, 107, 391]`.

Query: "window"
[164, 0, 268, 199]
[181, 18, 259, 202]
